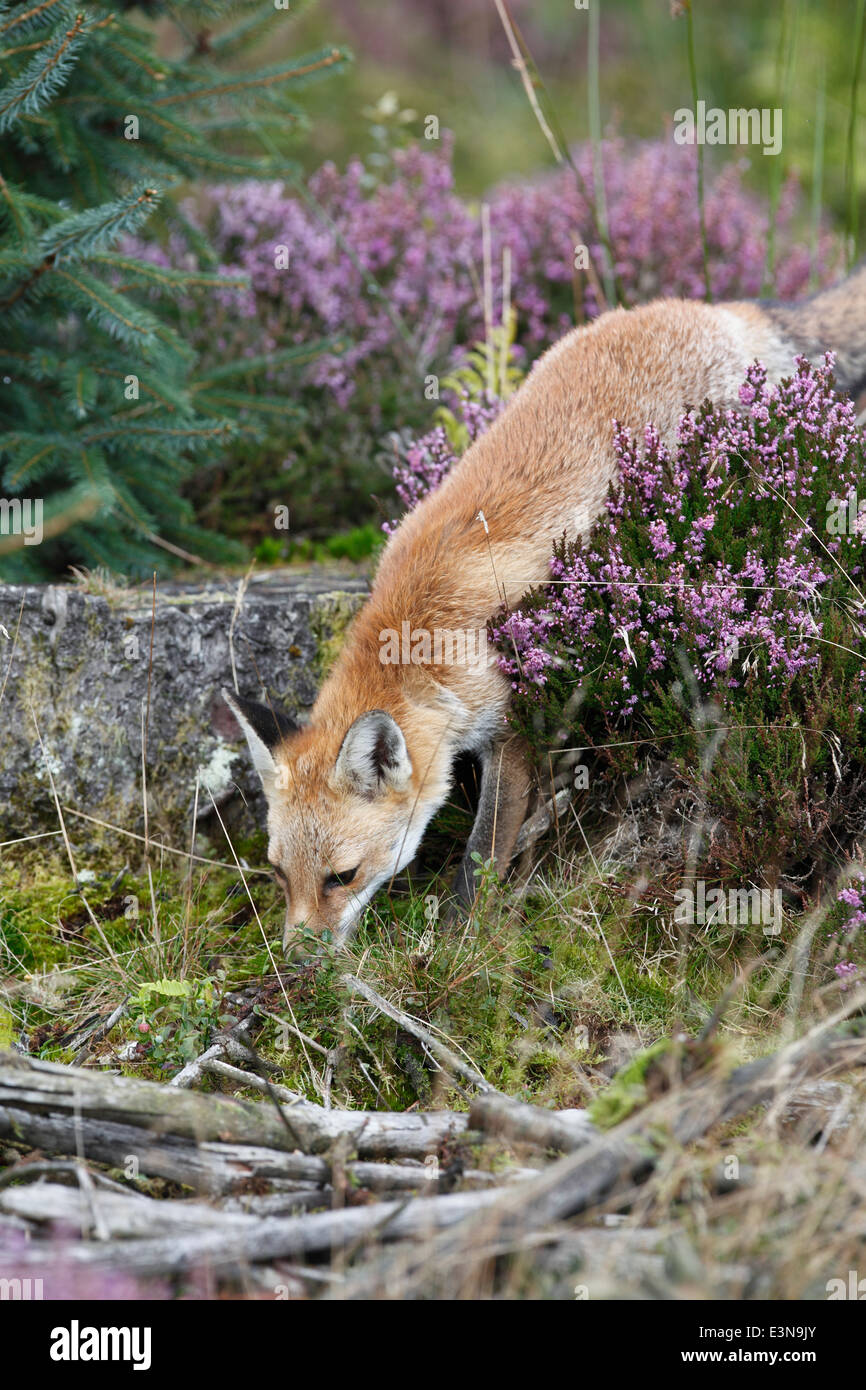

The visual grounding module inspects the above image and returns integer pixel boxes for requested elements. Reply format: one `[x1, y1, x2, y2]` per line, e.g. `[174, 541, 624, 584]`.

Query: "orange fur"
[229, 275, 861, 949]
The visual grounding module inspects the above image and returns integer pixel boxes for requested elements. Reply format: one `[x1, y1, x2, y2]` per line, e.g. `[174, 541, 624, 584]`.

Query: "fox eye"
[323, 866, 359, 892]
[270, 864, 288, 889]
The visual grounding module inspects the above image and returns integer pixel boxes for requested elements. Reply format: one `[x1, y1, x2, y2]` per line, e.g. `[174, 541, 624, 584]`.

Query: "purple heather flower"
[128, 135, 839, 416]
[481, 356, 866, 721]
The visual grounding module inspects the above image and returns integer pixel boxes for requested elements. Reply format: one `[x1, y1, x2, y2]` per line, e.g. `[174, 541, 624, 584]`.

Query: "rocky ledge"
[0, 569, 368, 841]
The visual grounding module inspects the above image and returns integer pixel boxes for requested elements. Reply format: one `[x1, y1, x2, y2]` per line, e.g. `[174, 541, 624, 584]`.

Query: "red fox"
[222, 267, 866, 952]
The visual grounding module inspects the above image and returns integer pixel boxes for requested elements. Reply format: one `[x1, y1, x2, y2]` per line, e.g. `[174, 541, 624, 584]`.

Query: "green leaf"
[137, 978, 193, 1001]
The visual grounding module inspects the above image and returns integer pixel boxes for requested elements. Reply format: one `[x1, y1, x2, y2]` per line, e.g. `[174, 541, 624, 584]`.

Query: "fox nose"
[282, 918, 304, 959]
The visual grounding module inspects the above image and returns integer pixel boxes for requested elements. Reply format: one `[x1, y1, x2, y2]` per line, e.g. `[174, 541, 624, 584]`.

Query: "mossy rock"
[0, 569, 366, 842]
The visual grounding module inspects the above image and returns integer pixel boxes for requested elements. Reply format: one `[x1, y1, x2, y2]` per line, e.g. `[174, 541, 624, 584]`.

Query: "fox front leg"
[453, 735, 534, 909]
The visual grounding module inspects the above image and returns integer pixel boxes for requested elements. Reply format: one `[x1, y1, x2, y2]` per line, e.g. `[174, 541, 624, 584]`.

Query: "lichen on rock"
[0, 569, 367, 841]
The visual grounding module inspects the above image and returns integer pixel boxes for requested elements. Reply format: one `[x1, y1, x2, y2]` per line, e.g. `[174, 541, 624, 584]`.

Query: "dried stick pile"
[1, 980, 864, 1300]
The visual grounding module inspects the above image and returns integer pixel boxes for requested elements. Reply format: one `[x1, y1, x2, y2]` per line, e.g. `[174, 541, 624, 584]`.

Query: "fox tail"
[764, 262, 866, 397]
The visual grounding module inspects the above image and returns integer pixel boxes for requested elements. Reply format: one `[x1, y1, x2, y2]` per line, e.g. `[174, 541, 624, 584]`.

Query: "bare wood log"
[211, 1189, 331, 1215]
[0, 1105, 490, 1196]
[0, 1182, 331, 1237]
[469, 1093, 597, 1153]
[211, 1159, 534, 1203]
[335, 1011, 866, 1298]
[1, 1182, 240, 1236]
[0, 1107, 308, 1194]
[1, 1181, 673, 1297]
[0, 1051, 467, 1160]
[3, 1186, 504, 1278]
[214, 1191, 330, 1217]
[0, 1049, 312, 1149]
[342, 1161, 540, 1193]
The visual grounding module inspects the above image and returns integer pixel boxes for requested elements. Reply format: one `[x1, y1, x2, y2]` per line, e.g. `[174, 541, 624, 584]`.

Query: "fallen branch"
[71, 997, 129, 1067]
[199, 1056, 304, 1106]
[469, 1092, 597, 1153]
[334, 1010, 866, 1298]
[5, 1004, 863, 1297]
[170, 1033, 279, 1089]
[0, 1051, 468, 1165]
[0, 1104, 474, 1196]
[2, 1182, 504, 1278]
[341, 973, 493, 1093]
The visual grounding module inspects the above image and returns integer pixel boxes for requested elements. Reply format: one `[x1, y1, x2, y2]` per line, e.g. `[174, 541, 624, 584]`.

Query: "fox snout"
[270, 862, 367, 956]
[280, 901, 354, 957]
[281, 913, 319, 959]
[221, 688, 446, 954]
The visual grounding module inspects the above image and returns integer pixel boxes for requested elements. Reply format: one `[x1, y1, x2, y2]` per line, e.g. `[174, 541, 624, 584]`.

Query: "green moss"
[0, 821, 833, 1114]
[587, 1038, 674, 1129]
[310, 590, 364, 681]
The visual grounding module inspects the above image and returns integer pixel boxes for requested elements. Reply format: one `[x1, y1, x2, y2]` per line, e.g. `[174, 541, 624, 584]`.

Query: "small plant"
[436, 311, 523, 452]
[467, 852, 499, 919]
[129, 975, 224, 1071]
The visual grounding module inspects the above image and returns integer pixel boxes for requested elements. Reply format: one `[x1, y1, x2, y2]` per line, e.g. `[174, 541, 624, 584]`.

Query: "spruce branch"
[152, 46, 349, 108]
[40, 185, 160, 260]
[0, 0, 71, 40]
[0, 9, 91, 132]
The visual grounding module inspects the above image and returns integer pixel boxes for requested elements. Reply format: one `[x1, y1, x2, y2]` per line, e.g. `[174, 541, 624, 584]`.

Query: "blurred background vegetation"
[249, 0, 860, 213]
[183, 0, 866, 561]
[2, 0, 865, 577]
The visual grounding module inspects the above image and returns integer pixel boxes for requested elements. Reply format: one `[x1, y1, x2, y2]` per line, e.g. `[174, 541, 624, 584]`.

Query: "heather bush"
[204, 137, 836, 393]
[829, 876, 866, 986]
[488, 356, 866, 894]
[180, 136, 837, 540]
[482, 139, 838, 337]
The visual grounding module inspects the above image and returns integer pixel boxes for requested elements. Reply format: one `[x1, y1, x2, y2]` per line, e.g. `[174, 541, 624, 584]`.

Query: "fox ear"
[334, 710, 412, 797]
[218, 688, 296, 787]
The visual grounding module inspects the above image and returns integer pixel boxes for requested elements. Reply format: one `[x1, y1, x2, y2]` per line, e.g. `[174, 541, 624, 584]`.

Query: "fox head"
[219, 689, 445, 954]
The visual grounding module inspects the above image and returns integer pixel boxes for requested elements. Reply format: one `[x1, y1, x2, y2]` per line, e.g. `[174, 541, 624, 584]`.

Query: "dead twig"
[342, 973, 493, 1093]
